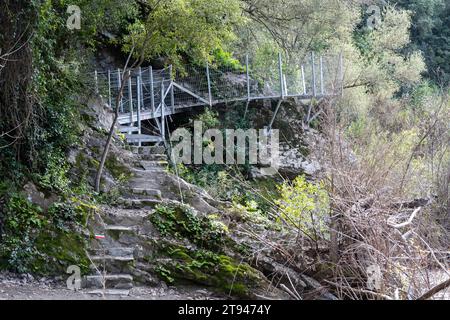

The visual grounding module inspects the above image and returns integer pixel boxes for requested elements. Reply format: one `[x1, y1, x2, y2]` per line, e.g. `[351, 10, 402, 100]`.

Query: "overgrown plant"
[276, 176, 329, 241]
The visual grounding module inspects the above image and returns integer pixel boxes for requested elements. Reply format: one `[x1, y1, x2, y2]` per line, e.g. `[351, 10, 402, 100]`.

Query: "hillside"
[0, 0, 449, 302]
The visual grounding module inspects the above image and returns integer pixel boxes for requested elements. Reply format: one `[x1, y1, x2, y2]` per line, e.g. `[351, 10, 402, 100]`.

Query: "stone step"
[90, 255, 135, 274]
[84, 274, 133, 290]
[117, 197, 162, 209]
[135, 160, 169, 171]
[91, 255, 134, 262]
[102, 226, 136, 242]
[104, 225, 134, 232]
[139, 154, 168, 162]
[131, 146, 139, 154]
[89, 247, 135, 258]
[140, 160, 169, 167]
[132, 167, 166, 174]
[129, 187, 162, 198]
[87, 289, 131, 297]
[125, 134, 162, 144]
[138, 145, 166, 155]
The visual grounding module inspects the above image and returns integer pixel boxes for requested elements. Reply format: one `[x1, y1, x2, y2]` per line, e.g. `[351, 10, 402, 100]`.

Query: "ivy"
[0, 194, 45, 272]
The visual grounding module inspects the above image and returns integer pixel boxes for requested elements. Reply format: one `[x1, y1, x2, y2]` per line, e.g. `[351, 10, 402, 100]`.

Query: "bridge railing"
[92, 51, 344, 121]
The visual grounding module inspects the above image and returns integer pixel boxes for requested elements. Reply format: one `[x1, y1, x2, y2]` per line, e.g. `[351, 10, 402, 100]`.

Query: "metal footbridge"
[93, 52, 343, 145]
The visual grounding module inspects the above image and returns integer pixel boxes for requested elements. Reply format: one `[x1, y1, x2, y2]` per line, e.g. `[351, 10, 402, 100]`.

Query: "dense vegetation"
[394, 0, 450, 83]
[0, 0, 448, 299]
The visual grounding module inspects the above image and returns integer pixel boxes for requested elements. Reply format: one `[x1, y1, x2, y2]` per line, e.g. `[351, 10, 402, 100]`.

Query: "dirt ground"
[1, 271, 448, 300]
[0, 272, 228, 300]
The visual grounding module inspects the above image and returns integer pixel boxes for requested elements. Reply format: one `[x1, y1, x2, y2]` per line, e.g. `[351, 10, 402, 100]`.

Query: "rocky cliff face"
[70, 97, 336, 299]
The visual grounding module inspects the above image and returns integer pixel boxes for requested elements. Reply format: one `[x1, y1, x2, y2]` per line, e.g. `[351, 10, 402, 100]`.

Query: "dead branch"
[324, 280, 394, 300]
[387, 207, 421, 229]
[417, 278, 450, 300]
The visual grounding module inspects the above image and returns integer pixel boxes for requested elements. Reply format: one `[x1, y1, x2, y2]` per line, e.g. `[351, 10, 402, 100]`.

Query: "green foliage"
[195, 108, 220, 129]
[0, 195, 45, 272]
[1, 0, 140, 179]
[231, 200, 281, 232]
[155, 265, 175, 284]
[213, 48, 245, 72]
[346, 117, 368, 140]
[393, 0, 450, 83]
[47, 202, 80, 231]
[36, 151, 71, 194]
[238, 0, 358, 57]
[171, 107, 259, 204]
[123, 0, 244, 70]
[0, 188, 92, 273]
[276, 176, 329, 239]
[150, 204, 227, 250]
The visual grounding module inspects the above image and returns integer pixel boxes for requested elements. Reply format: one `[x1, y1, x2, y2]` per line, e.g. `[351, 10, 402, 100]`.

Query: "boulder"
[21, 182, 58, 211]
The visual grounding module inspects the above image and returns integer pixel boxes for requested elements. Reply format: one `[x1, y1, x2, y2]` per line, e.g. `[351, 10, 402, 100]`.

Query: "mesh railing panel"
[92, 52, 342, 124]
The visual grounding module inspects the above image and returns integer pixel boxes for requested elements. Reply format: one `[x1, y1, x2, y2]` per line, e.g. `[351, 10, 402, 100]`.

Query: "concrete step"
[84, 274, 133, 290]
[87, 289, 131, 297]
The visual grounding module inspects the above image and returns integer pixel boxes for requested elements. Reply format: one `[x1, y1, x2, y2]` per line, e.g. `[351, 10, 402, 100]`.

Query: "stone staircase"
[83, 145, 169, 298]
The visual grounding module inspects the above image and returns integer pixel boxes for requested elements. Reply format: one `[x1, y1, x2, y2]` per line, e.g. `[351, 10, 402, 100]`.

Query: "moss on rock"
[105, 155, 133, 182]
[157, 245, 267, 298]
[149, 204, 227, 251]
[32, 229, 90, 275]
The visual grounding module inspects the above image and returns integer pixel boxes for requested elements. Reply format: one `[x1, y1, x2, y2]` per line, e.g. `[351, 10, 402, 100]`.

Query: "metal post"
[161, 81, 165, 141]
[268, 100, 283, 132]
[149, 66, 155, 114]
[137, 75, 142, 135]
[118, 69, 123, 113]
[169, 65, 175, 112]
[94, 70, 99, 95]
[138, 67, 144, 111]
[278, 53, 284, 99]
[107, 70, 111, 108]
[339, 52, 344, 97]
[301, 65, 306, 95]
[128, 70, 133, 125]
[320, 56, 324, 96]
[206, 62, 212, 107]
[311, 52, 317, 97]
[246, 54, 250, 101]
[283, 74, 288, 96]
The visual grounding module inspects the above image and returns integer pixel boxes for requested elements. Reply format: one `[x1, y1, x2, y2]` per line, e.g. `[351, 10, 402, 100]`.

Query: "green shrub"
[150, 204, 227, 251]
[0, 195, 45, 272]
[213, 48, 245, 72]
[276, 176, 330, 240]
[37, 151, 71, 194]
